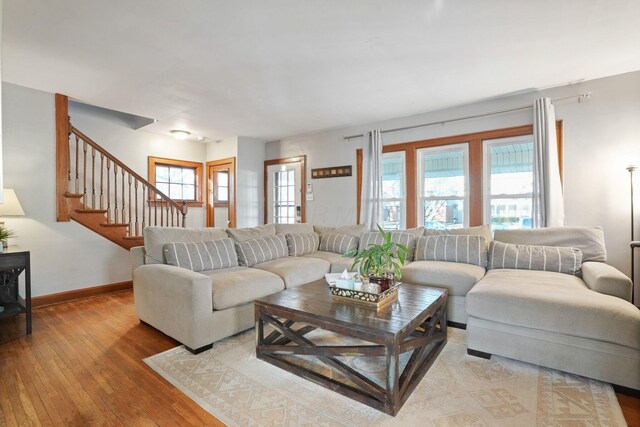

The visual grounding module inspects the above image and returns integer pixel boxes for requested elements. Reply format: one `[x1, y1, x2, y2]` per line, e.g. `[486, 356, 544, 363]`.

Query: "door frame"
[264, 155, 306, 224]
[206, 157, 236, 228]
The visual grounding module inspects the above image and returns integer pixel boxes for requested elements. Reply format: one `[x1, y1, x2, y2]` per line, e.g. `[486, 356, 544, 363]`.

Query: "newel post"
[181, 200, 188, 227]
[55, 94, 71, 222]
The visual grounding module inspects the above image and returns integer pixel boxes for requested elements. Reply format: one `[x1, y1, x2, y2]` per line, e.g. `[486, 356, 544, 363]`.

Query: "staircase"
[55, 94, 187, 249]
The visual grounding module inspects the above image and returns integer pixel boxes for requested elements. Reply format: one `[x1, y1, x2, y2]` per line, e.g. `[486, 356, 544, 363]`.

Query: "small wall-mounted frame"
[311, 165, 352, 179]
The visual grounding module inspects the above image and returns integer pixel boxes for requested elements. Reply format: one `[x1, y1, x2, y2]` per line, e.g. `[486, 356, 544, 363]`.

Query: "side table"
[632, 241, 639, 305]
[0, 247, 32, 334]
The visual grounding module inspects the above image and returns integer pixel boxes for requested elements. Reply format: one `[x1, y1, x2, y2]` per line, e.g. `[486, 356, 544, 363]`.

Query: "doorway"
[264, 156, 306, 224]
[206, 157, 236, 228]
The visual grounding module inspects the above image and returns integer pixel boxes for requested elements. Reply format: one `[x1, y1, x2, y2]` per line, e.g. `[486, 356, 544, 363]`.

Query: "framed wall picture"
[311, 165, 352, 179]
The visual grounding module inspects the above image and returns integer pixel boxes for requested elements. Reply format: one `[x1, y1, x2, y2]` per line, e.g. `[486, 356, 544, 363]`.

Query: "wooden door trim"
[264, 156, 306, 224]
[206, 157, 236, 228]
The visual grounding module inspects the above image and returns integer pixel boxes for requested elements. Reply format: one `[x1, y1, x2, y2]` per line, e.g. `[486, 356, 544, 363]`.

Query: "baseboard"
[32, 281, 132, 308]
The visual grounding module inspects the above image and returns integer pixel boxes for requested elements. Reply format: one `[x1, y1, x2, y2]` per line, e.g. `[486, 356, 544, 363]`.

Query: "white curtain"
[360, 129, 383, 230]
[532, 97, 565, 228]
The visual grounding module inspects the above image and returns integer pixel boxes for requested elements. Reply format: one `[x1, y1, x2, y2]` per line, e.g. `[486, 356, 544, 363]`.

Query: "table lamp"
[0, 189, 25, 248]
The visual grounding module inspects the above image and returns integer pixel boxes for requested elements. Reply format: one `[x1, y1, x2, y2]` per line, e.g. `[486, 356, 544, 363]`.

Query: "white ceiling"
[4, 1, 640, 141]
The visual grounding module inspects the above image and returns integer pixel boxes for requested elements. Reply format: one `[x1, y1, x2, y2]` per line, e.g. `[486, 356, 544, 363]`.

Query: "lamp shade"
[0, 189, 25, 216]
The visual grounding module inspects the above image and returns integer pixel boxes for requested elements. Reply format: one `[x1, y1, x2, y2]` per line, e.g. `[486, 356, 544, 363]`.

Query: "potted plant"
[0, 225, 16, 252]
[345, 225, 409, 292]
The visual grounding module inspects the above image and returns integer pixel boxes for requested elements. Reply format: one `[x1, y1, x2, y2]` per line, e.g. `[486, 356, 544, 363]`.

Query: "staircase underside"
[65, 196, 143, 250]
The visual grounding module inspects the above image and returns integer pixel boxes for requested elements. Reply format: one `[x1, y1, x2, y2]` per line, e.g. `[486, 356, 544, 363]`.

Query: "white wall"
[266, 71, 640, 301]
[237, 137, 265, 228]
[0, 0, 4, 201]
[2, 82, 207, 297]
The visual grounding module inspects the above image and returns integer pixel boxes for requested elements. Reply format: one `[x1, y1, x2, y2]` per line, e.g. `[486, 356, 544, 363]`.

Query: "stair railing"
[66, 125, 188, 236]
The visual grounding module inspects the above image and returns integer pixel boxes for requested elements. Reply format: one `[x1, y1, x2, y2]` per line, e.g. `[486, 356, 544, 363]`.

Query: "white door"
[266, 162, 302, 224]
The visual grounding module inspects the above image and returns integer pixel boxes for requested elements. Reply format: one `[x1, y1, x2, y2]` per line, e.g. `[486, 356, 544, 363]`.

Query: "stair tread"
[76, 209, 108, 214]
[122, 236, 144, 241]
[64, 192, 84, 199]
[100, 223, 130, 227]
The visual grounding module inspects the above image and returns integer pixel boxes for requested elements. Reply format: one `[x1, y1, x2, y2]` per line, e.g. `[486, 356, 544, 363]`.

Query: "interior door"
[265, 157, 305, 224]
[206, 158, 236, 228]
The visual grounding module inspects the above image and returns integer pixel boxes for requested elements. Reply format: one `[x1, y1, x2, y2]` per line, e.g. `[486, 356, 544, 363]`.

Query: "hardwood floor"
[0, 291, 222, 426]
[0, 290, 638, 426]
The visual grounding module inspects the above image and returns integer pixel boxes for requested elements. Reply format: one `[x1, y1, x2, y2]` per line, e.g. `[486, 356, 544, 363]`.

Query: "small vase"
[368, 274, 395, 292]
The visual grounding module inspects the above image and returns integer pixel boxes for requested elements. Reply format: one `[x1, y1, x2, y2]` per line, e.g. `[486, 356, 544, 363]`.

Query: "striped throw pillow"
[319, 232, 359, 255]
[235, 234, 289, 267]
[415, 235, 488, 267]
[285, 232, 320, 256]
[488, 241, 582, 276]
[359, 231, 418, 261]
[163, 238, 239, 272]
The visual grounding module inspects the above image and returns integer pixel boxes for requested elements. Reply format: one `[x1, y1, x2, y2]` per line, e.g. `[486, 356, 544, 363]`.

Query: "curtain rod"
[343, 93, 592, 140]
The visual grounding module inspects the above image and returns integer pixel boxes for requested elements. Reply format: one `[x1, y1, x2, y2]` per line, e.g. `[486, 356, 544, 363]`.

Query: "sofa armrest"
[581, 261, 632, 302]
[130, 246, 146, 272]
[133, 264, 213, 349]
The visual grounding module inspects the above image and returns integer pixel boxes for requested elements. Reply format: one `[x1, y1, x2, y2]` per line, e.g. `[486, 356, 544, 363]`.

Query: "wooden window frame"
[356, 122, 563, 228]
[148, 156, 204, 207]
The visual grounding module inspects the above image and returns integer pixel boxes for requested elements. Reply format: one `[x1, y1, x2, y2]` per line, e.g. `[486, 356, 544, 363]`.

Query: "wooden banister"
[56, 93, 188, 241]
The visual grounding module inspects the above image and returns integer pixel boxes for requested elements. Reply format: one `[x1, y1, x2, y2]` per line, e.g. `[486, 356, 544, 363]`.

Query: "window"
[484, 135, 534, 230]
[148, 157, 203, 207]
[355, 122, 562, 229]
[273, 169, 296, 224]
[417, 144, 468, 229]
[214, 171, 229, 206]
[381, 152, 406, 230]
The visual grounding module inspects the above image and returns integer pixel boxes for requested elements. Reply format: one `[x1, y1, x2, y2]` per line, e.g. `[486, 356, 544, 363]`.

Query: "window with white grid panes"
[381, 152, 406, 230]
[483, 135, 534, 230]
[417, 144, 469, 230]
[154, 164, 197, 201]
[273, 169, 296, 224]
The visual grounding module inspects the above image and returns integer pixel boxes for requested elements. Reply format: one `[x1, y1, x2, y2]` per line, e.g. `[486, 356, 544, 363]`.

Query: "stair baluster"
[75, 134, 80, 195]
[113, 164, 119, 224]
[134, 179, 139, 236]
[83, 140, 88, 207]
[121, 168, 126, 225]
[100, 153, 104, 210]
[91, 146, 96, 208]
[106, 160, 111, 222]
[142, 186, 146, 231]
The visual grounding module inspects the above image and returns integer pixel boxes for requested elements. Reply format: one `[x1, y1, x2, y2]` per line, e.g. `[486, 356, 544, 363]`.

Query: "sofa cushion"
[275, 223, 315, 234]
[253, 256, 330, 288]
[314, 223, 368, 238]
[303, 251, 356, 273]
[204, 266, 285, 310]
[235, 234, 288, 267]
[359, 229, 422, 261]
[401, 260, 486, 296]
[285, 232, 320, 256]
[319, 232, 359, 254]
[424, 224, 492, 244]
[143, 226, 228, 264]
[415, 235, 487, 267]
[494, 226, 606, 262]
[488, 241, 582, 276]
[227, 224, 276, 242]
[466, 269, 640, 350]
[163, 239, 239, 272]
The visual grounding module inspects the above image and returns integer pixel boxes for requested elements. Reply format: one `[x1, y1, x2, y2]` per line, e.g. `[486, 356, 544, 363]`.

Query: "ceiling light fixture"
[170, 130, 191, 140]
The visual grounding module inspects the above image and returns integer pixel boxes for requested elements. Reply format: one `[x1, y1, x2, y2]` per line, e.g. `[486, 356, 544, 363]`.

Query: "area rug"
[144, 327, 626, 426]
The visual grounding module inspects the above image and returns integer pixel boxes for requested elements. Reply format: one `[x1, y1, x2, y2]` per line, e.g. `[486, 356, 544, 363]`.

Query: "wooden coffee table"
[254, 279, 448, 416]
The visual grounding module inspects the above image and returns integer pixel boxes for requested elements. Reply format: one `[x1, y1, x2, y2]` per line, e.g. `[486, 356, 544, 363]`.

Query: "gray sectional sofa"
[131, 223, 640, 391]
